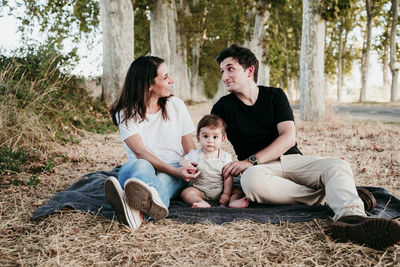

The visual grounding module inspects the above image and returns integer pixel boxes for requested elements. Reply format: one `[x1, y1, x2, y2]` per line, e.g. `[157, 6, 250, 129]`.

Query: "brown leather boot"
[326, 215, 400, 250]
[356, 187, 376, 211]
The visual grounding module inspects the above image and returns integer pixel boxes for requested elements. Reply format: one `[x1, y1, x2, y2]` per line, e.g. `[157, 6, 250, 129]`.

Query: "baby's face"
[197, 127, 225, 153]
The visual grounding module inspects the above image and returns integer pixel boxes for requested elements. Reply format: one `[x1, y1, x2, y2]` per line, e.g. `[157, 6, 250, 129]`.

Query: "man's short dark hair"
[216, 44, 259, 83]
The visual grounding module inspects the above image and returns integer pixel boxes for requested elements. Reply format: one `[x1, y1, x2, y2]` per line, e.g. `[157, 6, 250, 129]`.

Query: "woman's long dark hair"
[110, 56, 170, 126]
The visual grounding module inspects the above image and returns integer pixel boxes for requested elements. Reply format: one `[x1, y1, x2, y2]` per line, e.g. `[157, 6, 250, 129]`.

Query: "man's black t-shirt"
[211, 86, 302, 161]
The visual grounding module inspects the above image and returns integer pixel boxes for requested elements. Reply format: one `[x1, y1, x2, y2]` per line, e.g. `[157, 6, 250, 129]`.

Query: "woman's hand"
[177, 165, 201, 182]
[180, 158, 197, 168]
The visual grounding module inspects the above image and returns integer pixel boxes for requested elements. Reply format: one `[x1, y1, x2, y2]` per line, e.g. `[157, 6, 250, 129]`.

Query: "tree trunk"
[285, 61, 291, 101]
[360, 0, 375, 103]
[290, 77, 299, 102]
[278, 76, 284, 90]
[244, 1, 270, 86]
[275, 7, 290, 99]
[150, 0, 170, 64]
[283, 29, 291, 100]
[390, 0, 399, 101]
[100, 0, 134, 105]
[324, 74, 329, 97]
[337, 18, 344, 102]
[258, 63, 270, 87]
[383, 18, 391, 89]
[300, 0, 325, 121]
[190, 40, 207, 101]
[341, 25, 350, 100]
[150, 0, 191, 100]
[187, 1, 207, 101]
[213, 79, 227, 102]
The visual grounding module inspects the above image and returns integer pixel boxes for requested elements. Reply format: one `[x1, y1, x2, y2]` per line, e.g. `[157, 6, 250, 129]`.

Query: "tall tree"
[299, 0, 325, 121]
[243, 0, 271, 87]
[359, 0, 377, 102]
[178, 0, 210, 101]
[9, 0, 137, 104]
[14, 0, 100, 46]
[324, 0, 358, 102]
[336, 17, 345, 102]
[133, 2, 151, 58]
[205, 0, 247, 99]
[265, 0, 302, 101]
[377, 11, 392, 90]
[390, 0, 399, 101]
[150, 0, 191, 100]
[370, 1, 392, 96]
[383, 19, 392, 90]
[99, 0, 134, 104]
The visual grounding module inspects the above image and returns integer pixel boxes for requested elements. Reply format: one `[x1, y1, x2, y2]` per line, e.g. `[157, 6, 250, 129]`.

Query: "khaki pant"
[240, 154, 365, 220]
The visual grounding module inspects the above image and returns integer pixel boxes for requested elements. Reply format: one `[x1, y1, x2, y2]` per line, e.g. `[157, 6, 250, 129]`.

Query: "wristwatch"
[248, 155, 259, 165]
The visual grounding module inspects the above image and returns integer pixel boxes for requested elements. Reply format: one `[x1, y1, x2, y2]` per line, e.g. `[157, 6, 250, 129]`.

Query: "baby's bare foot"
[228, 197, 249, 208]
[192, 201, 211, 208]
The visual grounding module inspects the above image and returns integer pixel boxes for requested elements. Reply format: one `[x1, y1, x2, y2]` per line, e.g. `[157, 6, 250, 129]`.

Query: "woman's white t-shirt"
[117, 96, 195, 164]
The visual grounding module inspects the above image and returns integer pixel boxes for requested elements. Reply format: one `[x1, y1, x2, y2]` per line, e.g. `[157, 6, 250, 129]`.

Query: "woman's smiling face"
[149, 63, 174, 98]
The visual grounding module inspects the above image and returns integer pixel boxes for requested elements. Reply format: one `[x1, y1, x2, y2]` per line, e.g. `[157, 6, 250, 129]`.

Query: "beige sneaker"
[104, 176, 144, 229]
[124, 178, 168, 221]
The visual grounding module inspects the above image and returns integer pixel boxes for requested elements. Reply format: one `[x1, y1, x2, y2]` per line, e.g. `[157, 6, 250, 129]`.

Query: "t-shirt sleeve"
[211, 100, 229, 131]
[184, 149, 200, 164]
[117, 111, 139, 141]
[178, 99, 196, 136]
[211, 101, 223, 117]
[274, 88, 294, 124]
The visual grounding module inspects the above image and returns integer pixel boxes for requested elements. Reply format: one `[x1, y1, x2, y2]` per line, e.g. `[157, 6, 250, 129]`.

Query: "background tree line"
[1, 0, 399, 120]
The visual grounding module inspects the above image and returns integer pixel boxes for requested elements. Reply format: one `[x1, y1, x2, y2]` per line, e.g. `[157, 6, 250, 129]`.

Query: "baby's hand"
[219, 193, 230, 205]
[186, 169, 196, 175]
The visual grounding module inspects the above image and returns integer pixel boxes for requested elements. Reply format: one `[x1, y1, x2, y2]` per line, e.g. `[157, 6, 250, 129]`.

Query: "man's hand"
[222, 160, 252, 178]
[219, 193, 230, 205]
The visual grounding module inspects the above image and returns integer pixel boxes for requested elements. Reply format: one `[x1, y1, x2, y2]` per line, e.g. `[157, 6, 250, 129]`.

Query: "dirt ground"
[1, 101, 399, 266]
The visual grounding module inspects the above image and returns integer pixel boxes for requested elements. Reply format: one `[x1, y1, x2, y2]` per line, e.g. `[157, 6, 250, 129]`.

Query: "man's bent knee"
[323, 158, 354, 184]
[240, 166, 274, 202]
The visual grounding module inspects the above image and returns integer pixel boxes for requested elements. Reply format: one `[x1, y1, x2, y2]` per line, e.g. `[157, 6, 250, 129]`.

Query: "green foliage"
[323, 0, 360, 82]
[0, 43, 114, 150]
[316, 0, 354, 21]
[7, 0, 397, 103]
[0, 146, 35, 174]
[177, 0, 248, 98]
[133, 5, 151, 57]
[21, 0, 100, 45]
[0, 43, 114, 186]
[0, 0, 9, 15]
[373, 1, 399, 65]
[0, 146, 56, 187]
[266, 0, 302, 89]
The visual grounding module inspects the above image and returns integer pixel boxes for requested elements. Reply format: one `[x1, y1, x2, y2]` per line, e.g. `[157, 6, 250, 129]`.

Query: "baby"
[180, 114, 249, 208]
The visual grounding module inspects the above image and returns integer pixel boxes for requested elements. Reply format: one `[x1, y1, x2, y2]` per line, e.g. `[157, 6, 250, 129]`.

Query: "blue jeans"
[118, 159, 187, 208]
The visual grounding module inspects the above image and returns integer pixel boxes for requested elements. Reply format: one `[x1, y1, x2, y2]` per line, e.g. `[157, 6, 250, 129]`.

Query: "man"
[211, 44, 400, 250]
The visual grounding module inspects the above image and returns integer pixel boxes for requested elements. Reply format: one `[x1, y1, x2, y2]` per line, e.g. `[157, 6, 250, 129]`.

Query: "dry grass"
[1, 101, 399, 266]
[0, 64, 61, 150]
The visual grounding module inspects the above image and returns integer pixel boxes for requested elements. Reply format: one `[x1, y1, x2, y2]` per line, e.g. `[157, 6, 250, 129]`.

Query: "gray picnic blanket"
[32, 167, 400, 224]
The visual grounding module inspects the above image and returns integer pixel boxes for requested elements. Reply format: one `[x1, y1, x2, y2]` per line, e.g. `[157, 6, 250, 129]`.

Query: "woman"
[105, 56, 200, 229]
